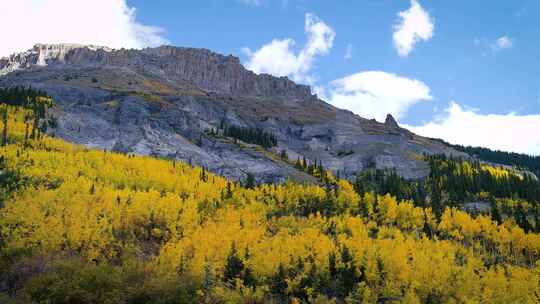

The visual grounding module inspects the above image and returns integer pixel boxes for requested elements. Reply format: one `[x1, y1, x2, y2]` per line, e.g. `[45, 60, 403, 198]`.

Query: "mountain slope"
[1, 105, 539, 303]
[0, 44, 464, 182]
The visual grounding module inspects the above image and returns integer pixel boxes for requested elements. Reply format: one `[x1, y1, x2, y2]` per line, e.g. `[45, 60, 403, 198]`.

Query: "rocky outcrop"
[141, 46, 315, 102]
[0, 44, 466, 182]
[385, 114, 399, 129]
[1, 44, 315, 103]
[0, 44, 112, 75]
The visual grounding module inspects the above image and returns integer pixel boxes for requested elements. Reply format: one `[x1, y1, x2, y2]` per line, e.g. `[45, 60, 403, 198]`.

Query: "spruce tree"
[244, 173, 256, 189]
[0, 105, 7, 146]
[223, 243, 244, 284]
[271, 264, 288, 302]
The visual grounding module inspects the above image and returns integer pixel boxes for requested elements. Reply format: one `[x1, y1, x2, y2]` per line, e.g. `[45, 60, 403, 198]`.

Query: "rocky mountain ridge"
[1, 44, 314, 102]
[0, 44, 465, 182]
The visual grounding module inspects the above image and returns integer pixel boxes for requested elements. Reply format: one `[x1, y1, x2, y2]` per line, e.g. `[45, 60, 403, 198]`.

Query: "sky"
[1, 0, 539, 155]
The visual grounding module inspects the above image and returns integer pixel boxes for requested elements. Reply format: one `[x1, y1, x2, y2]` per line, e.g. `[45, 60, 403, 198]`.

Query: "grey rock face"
[1, 44, 315, 102]
[463, 202, 492, 214]
[0, 44, 112, 76]
[384, 114, 399, 129]
[0, 44, 466, 182]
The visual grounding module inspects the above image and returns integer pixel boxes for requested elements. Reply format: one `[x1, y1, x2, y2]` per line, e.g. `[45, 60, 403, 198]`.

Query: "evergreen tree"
[222, 123, 277, 148]
[242, 266, 257, 288]
[280, 149, 288, 161]
[337, 246, 358, 298]
[244, 173, 256, 189]
[223, 243, 244, 284]
[0, 105, 7, 146]
[271, 264, 288, 302]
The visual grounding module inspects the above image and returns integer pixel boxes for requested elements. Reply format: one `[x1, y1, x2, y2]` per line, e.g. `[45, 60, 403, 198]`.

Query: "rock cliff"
[0, 44, 465, 182]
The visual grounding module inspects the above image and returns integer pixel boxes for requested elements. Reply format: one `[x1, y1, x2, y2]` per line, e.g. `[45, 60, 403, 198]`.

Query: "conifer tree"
[244, 173, 256, 189]
[271, 264, 288, 302]
[223, 243, 244, 284]
[0, 105, 7, 146]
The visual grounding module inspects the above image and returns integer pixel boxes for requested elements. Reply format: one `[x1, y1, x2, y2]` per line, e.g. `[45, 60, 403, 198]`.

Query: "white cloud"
[405, 102, 540, 155]
[325, 71, 432, 122]
[392, 0, 434, 57]
[344, 44, 353, 60]
[0, 0, 168, 58]
[243, 13, 335, 83]
[491, 35, 513, 51]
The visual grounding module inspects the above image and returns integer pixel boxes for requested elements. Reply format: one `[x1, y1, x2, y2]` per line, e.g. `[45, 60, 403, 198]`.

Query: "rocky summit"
[0, 44, 464, 182]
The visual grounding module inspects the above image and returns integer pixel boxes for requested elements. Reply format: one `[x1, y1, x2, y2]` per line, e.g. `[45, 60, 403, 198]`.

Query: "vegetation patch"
[0, 96, 539, 303]
[337, 150, 354, 157]
[220, 122, 277, 149]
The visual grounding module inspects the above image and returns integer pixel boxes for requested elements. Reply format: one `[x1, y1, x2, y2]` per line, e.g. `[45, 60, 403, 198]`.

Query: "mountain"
[0, 43, 464, 182]
[1, 102, 538, 303]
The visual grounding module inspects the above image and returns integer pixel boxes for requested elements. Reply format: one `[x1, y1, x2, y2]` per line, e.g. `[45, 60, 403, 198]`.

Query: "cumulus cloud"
[393, 0, 434, 57]
[491, 35, 513, 51]
[405, 102, 540, 155]
[0, 0, 168, 58]
[243, 13, 335, 83]
[325, 71, 432, 121]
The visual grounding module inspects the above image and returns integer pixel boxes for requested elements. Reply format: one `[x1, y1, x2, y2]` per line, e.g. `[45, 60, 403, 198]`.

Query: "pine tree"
[0, 105, 7, 146]
[271, 264, 288, 302]
[491, 202, 502, 224]
[338, 246, 357, 298]
[242, 266, 256, 288]
[244, 173, 256, 189]
[280, 149, 288, 161]
[223, 243, 244, 284]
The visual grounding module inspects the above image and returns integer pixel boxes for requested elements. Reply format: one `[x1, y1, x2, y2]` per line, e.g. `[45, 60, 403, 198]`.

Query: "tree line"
[220, 121, 277, 149]
[0, 86, 55, 146]
[353, 154, 540, 232]
[434, 138, 540, 176]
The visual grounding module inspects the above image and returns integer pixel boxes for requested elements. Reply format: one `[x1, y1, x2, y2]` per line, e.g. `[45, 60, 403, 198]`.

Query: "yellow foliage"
[0, 105, 539, 302]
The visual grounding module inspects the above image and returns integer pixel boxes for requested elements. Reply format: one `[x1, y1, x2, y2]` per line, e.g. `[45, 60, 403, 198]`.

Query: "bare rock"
[385, 114, 399, 129]
[0, 44, 468, 182]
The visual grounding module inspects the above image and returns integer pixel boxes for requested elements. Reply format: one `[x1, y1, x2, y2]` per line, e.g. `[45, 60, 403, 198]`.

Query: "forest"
[220, 122, 278, 149]
[0, 93, 540, 303]
[354, 156, 540, 232]
[433, 138, 540, 177]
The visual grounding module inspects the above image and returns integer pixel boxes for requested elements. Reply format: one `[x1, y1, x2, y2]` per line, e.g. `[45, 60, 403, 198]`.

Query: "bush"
[24, 260, 124, 304]
[19, 258, 200, 304]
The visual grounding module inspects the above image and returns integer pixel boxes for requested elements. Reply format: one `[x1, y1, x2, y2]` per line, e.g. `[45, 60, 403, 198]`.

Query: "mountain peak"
[1, 43, 113, 76]
[0, 44, 317, 103]
[385, 113, 399, 128]
[32, 43, 113, 53]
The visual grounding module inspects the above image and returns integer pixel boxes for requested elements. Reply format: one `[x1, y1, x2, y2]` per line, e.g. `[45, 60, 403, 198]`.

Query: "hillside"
[450, 143, 540, 177]
[0, 44, 464, 183]
[1, 102, 540, 302]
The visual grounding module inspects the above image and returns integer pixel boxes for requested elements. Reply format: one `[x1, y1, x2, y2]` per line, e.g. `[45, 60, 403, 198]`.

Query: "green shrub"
[24, 260, 124, 304]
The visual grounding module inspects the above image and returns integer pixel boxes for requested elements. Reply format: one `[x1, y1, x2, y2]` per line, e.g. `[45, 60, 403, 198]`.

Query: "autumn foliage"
[0, 105, 539, 303]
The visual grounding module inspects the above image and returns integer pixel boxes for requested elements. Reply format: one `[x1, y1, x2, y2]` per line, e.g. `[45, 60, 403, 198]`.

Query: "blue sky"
[128, 0, 540, 122]
[1, 0, 539, 154]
